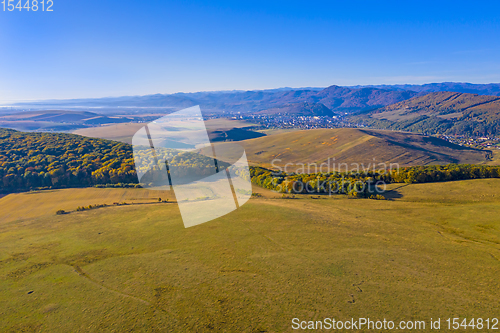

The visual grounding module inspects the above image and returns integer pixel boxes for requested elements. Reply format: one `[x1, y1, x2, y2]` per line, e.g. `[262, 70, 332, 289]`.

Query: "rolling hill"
[0, 110, 99, 122]
[0, 110, 131, 123]
[215, 128, 491, 171]
[370, 91, 500, 120]
[1, 124, 499, 330]
[0, 110, 133, 131]
[352, 91, 500, 136]
[308, 85, 417, 112]
[1, 180, 499, 331]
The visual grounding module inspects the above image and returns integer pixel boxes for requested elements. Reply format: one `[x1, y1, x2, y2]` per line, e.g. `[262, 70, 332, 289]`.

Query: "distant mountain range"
[348, 82, 500, 96]
[5, 82, 500, 136]
[9, 85, 418, 114]
[8, 82, 499, 115]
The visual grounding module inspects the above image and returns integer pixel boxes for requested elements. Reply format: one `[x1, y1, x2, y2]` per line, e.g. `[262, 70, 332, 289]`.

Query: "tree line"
[1, 128, 499, 194]
[250, 167, 380, 198]
[388, 164, 500, 184]
[250, 163, 500, 197]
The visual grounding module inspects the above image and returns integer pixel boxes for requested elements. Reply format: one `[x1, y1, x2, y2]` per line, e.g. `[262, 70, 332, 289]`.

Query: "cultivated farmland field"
[0, 180, 499, 332]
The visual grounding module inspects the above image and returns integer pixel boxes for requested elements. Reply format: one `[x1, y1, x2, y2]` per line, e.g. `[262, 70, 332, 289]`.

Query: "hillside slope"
[216, 128, 490, 171]
[309, 86, 417, 112]
[0, 181, 499, 331]
[352, 92, 500, 136]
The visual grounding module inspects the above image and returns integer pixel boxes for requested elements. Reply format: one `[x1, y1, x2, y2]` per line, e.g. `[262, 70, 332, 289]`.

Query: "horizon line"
[2, 81, 500, 105]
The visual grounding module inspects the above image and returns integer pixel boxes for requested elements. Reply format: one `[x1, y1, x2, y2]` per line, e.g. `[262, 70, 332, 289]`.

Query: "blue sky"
[1, 0, 500, 102]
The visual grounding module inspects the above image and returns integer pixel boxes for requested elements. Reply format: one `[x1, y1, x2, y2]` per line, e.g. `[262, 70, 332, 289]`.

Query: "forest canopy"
[0, 128, 137, 191]
[0, 128, 230, 192]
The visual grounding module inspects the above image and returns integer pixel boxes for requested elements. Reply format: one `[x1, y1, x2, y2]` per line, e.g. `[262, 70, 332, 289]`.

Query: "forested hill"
[351, 91, 500, 136]
[0, 128, 231, 192]
[0, 128, 137, 191]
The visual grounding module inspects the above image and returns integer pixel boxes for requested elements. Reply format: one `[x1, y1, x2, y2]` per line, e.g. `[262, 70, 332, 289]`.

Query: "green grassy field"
[0, 180, 499, 331]
[0, 188, 175, 224]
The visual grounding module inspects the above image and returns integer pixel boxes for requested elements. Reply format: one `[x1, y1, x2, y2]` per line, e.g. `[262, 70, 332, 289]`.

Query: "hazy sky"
[1, 0, 500, 102]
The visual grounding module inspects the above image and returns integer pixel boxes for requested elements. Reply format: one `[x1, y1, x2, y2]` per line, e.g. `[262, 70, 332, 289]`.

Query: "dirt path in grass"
[70, 264, 156, 307]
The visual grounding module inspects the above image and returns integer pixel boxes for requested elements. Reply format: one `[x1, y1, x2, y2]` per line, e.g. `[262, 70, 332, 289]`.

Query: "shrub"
[348, 190, 361, 198]
[56, 209, 66, 215]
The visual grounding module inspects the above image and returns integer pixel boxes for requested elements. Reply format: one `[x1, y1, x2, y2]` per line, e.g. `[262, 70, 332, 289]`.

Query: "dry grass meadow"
[0, 180, 499, 331]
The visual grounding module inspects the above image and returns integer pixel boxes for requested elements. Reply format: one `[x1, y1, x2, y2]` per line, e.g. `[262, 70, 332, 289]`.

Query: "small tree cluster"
[76, 203, 108, 211]
[369, 194, 386, 200]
